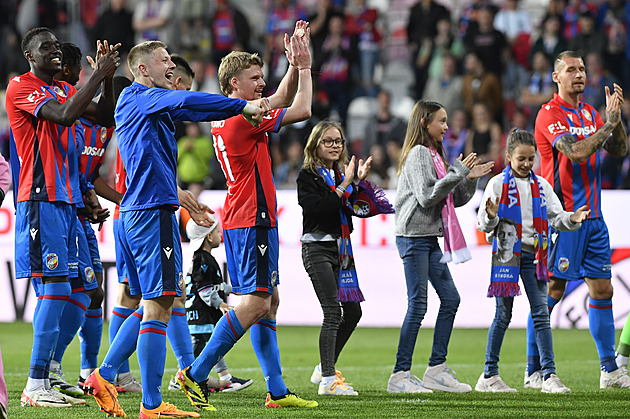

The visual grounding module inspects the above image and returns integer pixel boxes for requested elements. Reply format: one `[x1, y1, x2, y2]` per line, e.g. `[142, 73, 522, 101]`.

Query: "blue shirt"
[115, 82, 246, 211]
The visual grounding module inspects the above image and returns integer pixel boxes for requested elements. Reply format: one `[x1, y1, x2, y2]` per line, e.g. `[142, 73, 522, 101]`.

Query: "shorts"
[118, 207, 183, 299]
[549, 217, 612, 281]
[113, 217, 129, 284]
[223, 226, 279, 295]
[15, 201, 78, 279]
[71, 214, 99, 292]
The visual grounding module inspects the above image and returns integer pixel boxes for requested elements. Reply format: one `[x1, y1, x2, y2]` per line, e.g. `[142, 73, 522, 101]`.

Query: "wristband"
[336, 185, 346, 194]
[298, 67, 311, 71]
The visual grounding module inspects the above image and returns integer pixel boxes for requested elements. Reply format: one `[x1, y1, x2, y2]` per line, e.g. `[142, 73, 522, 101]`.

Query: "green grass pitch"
[1, 322, 629, 418]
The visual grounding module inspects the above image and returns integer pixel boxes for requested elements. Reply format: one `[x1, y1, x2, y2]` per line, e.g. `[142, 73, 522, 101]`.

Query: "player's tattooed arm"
[603, 121, 628, 157]
[555, 123, 615, 163]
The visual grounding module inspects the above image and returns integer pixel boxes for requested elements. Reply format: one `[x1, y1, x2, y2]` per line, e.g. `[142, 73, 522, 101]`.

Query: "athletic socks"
[52, 291, 90, 363]
[99, 307, 143, 383]
[166, 307, 195, 370]
[28, 281, 71, 387]
[189, 309, 244, 383]
[250, 318, 288, 396]
[526, 295, 559, 374]
[616, 313, 630, 365]
[588, 297, 617, 372]
[79, 307, 103, 371]
[108, 306, 136, 375]
[138, 320, 167, 410]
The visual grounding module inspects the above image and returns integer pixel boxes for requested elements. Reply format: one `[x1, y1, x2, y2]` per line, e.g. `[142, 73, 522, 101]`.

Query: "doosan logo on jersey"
[82, 146, 105, 157]
[569, 125, 597, 136]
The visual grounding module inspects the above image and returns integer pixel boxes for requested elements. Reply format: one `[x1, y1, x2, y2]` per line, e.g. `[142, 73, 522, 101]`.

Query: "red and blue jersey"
[211, 107, 286, 230]
[535, 93, 605, 217]
[79, 117, 114, 184]
[113, 149, 127, 220]
[6, 72, 82, 204]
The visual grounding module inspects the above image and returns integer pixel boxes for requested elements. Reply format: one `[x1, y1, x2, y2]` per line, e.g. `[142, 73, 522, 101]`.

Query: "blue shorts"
[224, 226, 279, 295]
[118, 207, 183, 299]
[15, 201, 78, 279]
[112, 217, 129, 284]
[71, 215, 98, 292]
[549, 217, 612, 281]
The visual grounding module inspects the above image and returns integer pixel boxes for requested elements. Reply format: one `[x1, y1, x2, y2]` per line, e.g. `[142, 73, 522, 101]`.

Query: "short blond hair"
[127, 41, 167, 79]
[218, 51, 264, 96]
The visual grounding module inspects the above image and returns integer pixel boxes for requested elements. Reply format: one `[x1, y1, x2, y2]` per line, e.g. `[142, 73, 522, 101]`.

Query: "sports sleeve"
[536, 105, 572, 147]
[140, 89, 246, 120]
[8, 76, 55, 117]
[249, 107, 287, 134]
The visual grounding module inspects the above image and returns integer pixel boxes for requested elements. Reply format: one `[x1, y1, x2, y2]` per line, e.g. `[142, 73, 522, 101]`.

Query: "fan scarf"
[488, 165, 549, 297]
[430, 149, 471, 264]
[317, 166, 394, 302]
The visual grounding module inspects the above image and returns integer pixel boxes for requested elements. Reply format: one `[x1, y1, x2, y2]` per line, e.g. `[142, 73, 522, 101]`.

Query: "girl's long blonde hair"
[398, 100, 447, 175]
[303, 120, 348, 175]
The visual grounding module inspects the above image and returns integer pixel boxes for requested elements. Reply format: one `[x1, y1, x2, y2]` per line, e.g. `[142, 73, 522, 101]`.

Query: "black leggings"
[301, 241, 362, 378]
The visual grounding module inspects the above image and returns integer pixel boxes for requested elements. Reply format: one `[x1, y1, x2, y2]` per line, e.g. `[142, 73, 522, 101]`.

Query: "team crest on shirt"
[84, 266, 95, 283]
[271, 271, 278, 286]
[46, 253, 59, 270]
[558, 257, 570, 273]
[581, 109, 592, 121]
[53, 86, 66, 98]
[100, 127, 107, 143]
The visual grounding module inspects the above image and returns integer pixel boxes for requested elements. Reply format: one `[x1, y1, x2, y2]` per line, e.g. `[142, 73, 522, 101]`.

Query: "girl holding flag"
[475, 129, 589, 393]
[298, 120, 393, 396]
[388, 100, 493, 394]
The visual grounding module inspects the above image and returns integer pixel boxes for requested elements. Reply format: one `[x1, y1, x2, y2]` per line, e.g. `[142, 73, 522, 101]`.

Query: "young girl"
[298, 120, 392, 396]
[388, 100, 493, 393]
[475, 129, 589, 393]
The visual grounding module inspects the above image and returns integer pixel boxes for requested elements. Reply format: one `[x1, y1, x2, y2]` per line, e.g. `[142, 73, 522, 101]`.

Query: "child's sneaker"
[387, 370, 433, 393]
[524, 370, 543, 389]
[541, 374, 571, 393]
[600, 368, 630, 388]
[423, 363, 472, 393]
[318, 379, 358, 396]
[475, 373, 517, 392]
[264, 391, 318, 408]
[221, 376, 253, 392]
[139, 401, 200, 418]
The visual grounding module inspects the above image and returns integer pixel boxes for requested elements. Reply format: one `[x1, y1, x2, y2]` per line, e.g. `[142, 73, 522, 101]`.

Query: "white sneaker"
[168, 376, 180, 390]
[387, 370, 433, 393]
[422, 363, 472, 393]
[310, 364, 344, 385]
[600, 368, 630, 389]
[114, 372, 142, 393]
[318, 379, 358, 396]
[49, 369, 84, 397]
[475, 373, 517, 392]
[524, 369, 543, 389]
[21, 387, 72, 408]
[49, 387, 87, 405]
[541, 374, 571, 393]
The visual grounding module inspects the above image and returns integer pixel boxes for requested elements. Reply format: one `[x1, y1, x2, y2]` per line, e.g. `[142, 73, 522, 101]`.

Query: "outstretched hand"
[457, 152, 495, 179]
[357, 156, 373, 181]
[604, 83, 623, 127]
[87, 40, 121, 77]
[570, 204, 591, 223]
[344, 156, 356, 183]
[485, 197, 499, 219]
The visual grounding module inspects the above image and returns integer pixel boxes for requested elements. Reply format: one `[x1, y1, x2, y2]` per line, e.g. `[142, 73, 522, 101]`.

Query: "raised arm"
[278, 32, 312, 126]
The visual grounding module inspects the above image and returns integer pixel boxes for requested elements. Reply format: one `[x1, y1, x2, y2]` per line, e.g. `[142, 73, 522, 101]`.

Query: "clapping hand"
[458, 152, 495, 179]
[357, 156, 373, 181]
[570, 204, 591, 223]
[485, 197, 499, 219]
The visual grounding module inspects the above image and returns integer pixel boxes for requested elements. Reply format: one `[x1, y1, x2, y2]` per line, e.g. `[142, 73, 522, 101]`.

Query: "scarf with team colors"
[488, 165, 549, 297]
[317, 166, 394, 302]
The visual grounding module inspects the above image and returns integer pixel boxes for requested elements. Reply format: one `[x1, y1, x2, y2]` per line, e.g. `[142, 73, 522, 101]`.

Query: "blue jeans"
[394, 236, 461, 372]
[484, 252, 555, 377]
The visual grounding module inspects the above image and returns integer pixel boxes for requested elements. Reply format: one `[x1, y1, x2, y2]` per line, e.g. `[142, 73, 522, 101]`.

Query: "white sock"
[320, 375, 336, 386]
[616, 354, 629, 368]
[220, 373, 232, 382]
[25, 377, 46, 392]
[80, 368, 95, 379]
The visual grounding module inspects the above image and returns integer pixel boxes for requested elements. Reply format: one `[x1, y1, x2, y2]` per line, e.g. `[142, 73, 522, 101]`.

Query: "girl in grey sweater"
[387, 100, 493, 394]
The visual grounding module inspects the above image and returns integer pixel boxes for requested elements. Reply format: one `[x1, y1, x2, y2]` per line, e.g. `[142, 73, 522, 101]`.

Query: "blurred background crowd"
[2, 0, 630, 196]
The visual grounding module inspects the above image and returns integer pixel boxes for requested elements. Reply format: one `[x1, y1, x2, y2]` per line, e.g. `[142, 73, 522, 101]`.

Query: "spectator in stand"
[366, 143, 390, 189]
[406, 0, 451, 99]
[501, 47, 529, 122]
[521, 51, 556, 127]
[361, 90, 407, 158]
[582, 52, 618, 112]
[568, 11, 606, 59]
[177, 122, 214, 198]
[385, 140, 402, 189]
[529, 14, 567, 65]
[465, 102, 502, 186]
[345, 0, 382, 97]
[423, 54, 463, 120]
[563, 0, 599, 41]
[92, 0, 134, 57]
[132, 0, 175, 47]
[493, 0, 532, 45]
[596, 0, 627, 89]
[463, 5, 508, 78]
[461, 51, 503, 122]
[459, 0, 499, 41]
[264, 0, 308, 67]
[209, 0, 251, 67]
[308, 0, 344, 72]
[275, 140, 304, 189]
[443, 109, 469, 166]
[180, 0, 209, 52]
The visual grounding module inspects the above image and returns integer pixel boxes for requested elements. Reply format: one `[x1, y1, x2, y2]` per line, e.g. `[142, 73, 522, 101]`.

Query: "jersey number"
[213, 134, 235, 182]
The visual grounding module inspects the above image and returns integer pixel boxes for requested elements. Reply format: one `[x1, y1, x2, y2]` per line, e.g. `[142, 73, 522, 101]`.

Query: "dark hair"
[171, 54, 195, 79]
[113, 76, 132, 102]
[60, 42, 82, 68]
[21, 27, 52, 53]
[505, 128, 537, 155]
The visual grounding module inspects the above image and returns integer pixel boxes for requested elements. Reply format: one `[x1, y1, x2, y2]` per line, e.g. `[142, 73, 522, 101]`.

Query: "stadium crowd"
[3, 0, 630, 193]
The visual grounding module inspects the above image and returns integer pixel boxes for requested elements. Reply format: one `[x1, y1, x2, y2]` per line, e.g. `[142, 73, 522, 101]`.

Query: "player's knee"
[173, 296, 186, 309]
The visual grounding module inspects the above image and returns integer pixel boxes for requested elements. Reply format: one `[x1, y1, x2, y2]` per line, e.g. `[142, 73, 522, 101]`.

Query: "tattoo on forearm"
[555, 123, 615, 161]
[603, 122, 629, 157]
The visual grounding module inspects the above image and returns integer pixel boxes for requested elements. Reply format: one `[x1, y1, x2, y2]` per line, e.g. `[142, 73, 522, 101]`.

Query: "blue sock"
[138, 320, 167, 410]
[190, 309, 244, 382]
[588, 297, 618, 372]
[526, 295, 559, 373]
[79, 307, 103, 370]
[250, 319, 287, 396]
[167, 307, 195, 370]
[30, 281, 71, 380]
[109, 307, 135, 374]
[100, 306, 143, 383]
[52, 291, 90, 363]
